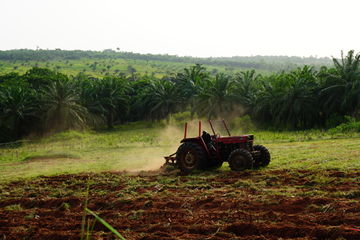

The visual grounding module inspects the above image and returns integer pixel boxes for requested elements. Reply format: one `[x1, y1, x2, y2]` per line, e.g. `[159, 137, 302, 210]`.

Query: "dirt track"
[0, 169, 359, 239]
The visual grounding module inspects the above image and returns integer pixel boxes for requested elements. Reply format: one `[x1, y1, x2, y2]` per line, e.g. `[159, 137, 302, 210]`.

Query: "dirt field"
[1, 169, 359, 240]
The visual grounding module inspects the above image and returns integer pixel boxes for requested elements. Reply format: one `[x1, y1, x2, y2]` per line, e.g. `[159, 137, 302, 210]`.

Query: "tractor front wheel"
[253, 145, 270, 168]
[176, 142, 206, 174]
[228, 149, 253, 171]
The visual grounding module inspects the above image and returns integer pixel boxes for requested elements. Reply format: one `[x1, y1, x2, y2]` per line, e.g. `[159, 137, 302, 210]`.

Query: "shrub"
[329, 117, 360, 133]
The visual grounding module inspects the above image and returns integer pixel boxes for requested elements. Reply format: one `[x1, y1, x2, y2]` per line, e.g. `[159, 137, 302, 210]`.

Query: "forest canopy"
[0, 49, 332, 73]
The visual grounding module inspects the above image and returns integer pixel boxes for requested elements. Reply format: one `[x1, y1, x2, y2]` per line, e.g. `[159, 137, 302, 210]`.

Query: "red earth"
[0, 169, 359, 239]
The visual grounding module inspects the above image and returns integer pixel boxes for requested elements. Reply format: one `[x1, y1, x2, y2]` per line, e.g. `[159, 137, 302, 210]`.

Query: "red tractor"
[164, 120, 270, 174]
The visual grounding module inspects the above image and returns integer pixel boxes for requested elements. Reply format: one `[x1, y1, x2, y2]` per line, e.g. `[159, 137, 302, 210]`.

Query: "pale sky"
[0, 0, 359, 58]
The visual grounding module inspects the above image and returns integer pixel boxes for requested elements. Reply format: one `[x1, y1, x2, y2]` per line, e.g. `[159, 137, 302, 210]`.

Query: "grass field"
[0, 58, 272, 78]
[0, 122, 359, 239]
[1, 121, 359, 182]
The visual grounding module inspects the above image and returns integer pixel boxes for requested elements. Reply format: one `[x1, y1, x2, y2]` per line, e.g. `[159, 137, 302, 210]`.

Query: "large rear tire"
[253, 145, 270, 168]
[176, 142, 206, 174]
[228, 149, 253, 171]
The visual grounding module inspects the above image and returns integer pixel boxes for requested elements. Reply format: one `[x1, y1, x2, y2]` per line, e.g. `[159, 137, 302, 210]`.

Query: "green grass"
[4, 204, 23, 211]
[0, 121, 359, 182]
[85, 208, 126, 240]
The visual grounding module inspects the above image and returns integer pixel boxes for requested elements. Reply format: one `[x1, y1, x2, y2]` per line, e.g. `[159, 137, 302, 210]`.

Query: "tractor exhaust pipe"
[222, 119, 231, 136]
[184, 122, 187, 139]
[198, 121, 201, 136]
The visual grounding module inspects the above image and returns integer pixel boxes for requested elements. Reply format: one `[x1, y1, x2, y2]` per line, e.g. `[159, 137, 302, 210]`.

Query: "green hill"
[0, 49, 332, 77]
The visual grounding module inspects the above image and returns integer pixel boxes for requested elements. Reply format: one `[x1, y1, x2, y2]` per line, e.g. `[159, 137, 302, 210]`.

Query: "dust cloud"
[124, 124, 185, 173]
[125, 120, 220, 172]
[119, 107, 253, 173]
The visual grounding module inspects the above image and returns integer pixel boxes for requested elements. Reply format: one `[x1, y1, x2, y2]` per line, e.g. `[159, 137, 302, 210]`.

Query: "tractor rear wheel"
[176, 142, 206, 174]
[253, 145, 270, 168]
[228, 149, 253, 171]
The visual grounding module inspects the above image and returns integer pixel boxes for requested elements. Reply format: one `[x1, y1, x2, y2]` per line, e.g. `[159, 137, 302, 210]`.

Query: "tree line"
[0, 49, 332, 72]
[0, 50, 359, 143]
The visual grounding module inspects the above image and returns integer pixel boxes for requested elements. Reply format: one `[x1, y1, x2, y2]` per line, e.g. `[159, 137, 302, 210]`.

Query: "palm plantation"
[0, 50, 359, 142]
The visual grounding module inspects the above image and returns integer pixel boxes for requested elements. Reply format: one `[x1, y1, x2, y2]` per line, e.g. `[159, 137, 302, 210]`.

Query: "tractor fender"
[180, 137, 210, 156]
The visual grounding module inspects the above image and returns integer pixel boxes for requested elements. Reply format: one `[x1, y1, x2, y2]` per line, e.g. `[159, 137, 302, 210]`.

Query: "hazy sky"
[1, 0, 359, 57]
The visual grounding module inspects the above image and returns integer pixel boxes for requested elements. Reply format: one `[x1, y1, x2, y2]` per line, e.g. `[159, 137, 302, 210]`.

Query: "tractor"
[164, 120, 270, 174]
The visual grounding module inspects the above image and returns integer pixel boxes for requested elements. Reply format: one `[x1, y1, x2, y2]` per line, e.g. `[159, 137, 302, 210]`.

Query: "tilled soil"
[0, 169, 359, 239]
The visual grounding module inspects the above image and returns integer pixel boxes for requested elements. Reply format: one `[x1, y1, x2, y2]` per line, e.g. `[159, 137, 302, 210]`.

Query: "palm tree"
[92, 76, 130, 129]
[277, 67, 320, 128]
[40, 79, 89, 132]
[0, 85, 37, 141]
[321, 50, 360, 117]
[253, 74, 284, 126]
[174, 64, 209, 114]
[24, 67, 67, 89]
[255, 66, 320, 129]
[194, 73, 234, 119]
[232, 70, 260, 114]
[128, 78, 153, 121]
[140, 79, 181, 121]
[76, 76, 104, 127]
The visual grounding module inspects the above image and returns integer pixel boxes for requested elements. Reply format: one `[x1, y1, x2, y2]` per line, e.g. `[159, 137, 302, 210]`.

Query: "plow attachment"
[164, 152, 177, 166]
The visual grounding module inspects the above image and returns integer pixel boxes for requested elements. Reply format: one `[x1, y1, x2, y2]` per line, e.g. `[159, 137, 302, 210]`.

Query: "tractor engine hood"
[216, 135, 254, 143]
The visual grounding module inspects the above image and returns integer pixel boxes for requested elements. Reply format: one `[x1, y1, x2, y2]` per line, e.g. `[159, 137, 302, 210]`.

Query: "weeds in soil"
[80, 180, 91, 240]
[4, 204, 22, 211]
[85, 208, 126, 240]
[80, 179, 126, 240]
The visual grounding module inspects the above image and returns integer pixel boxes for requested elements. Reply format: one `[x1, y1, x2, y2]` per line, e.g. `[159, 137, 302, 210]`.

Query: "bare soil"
[0, 169, 359, 239]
